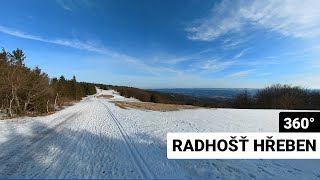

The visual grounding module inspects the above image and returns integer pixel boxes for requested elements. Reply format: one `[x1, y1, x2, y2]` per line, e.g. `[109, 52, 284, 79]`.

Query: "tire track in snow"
[98, 100, 156, 179]
[0, 104, 89, 178]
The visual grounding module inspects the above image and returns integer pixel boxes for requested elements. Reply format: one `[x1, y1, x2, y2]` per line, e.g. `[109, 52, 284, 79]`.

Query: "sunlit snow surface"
[0, 89, 320, 179]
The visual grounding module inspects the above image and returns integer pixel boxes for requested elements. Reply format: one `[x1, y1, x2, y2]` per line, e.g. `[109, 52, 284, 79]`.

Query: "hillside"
[1, 89, 319, 179]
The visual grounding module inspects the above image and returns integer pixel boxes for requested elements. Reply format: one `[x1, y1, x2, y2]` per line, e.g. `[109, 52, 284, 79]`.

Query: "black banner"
[279, 112, 320, 132]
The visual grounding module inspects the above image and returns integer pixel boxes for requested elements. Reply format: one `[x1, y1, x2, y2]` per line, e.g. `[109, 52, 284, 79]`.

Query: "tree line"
[231, 84, 320, 110]
[98, 84, 320, 110]
[0, 48, 96, 117]
[96, 84, 216, 106]
[1, 48, 318, 118]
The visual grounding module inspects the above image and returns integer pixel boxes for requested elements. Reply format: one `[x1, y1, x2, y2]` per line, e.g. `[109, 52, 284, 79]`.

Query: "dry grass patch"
[96, 95, 114, 99]
[113, 101, 199, 112]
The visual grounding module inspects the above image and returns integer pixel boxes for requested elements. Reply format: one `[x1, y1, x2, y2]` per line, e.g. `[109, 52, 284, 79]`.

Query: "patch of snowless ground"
[0, 89, 320, 179]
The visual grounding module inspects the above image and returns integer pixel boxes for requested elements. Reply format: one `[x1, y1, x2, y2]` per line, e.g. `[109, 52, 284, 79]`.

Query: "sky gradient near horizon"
[0, 0, 319, 88]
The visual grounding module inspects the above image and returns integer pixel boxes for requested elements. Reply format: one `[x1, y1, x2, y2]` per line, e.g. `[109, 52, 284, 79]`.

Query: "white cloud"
[0, 25, 181, 76]
[0, 25, 110, 54]
[234, 48, 251, 59]
[56, 0, 93, 11]
[227, 69, 255, 78]
[222, 37, 248, 49]
[187, 0, 320, 41]
[164, 48, 213, 65]
[166, 56, 194, 65]
[200, 59, 236, 72]
[56, 0, 73, 11]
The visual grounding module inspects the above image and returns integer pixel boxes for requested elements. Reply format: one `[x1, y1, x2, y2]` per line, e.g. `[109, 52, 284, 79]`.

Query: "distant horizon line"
[92, 82, 320, 90]
[143, 87, 320, 90]
[145, 87, 261, 90]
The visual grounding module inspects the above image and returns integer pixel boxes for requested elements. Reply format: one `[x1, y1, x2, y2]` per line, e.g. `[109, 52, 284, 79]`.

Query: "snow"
[0, 89, 320, 179]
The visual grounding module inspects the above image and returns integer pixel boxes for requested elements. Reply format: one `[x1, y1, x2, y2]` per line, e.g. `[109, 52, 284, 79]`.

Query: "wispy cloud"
[124, 57, 182, 76]
[186, 0, 320, 41]
[200, 59, 236, 72]
[0, 25, 110, 54]
[227, 69, 255, 78]
[166, 56, 194, 65]
[0, 25, 181, 76]
[222, 38, 245, 50]
[165, 48, 213, 65]
[234, 48, 251, 59]
[185, 0, 241, 41]
[56, 0, 94, 11]
[56, 0, 73, 11]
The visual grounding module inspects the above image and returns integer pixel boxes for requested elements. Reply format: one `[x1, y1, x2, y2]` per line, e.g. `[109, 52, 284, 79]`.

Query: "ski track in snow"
[98, 100, 156, 179]
[0, 89, 320, 179]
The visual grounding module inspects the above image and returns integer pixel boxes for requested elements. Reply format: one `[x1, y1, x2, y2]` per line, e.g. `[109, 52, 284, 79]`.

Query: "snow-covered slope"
[0, 89, 319, 179]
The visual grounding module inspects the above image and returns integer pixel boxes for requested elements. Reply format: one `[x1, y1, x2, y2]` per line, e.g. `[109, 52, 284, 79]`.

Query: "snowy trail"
[0, 105, 88, 178]
[0, 96, 144, 178]
[98, 100, 156, 179]
[1, 89, 320, 179]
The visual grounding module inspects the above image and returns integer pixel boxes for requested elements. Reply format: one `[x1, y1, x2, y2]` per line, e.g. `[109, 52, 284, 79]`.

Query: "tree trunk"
[9, 98, 14, 117]
[23, 98, 31, 113]
[54, 93, 59, 107]
[12, 87, 21, 113]
[46, 99, 50, 113]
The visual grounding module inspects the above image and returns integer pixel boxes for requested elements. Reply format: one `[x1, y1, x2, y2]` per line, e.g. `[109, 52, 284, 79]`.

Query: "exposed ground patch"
[113, 101, 198, 112]
[97, 95, 114, 99]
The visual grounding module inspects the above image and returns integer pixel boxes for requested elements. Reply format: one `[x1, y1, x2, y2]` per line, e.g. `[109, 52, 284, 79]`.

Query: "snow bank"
[0, 89, 319, 179]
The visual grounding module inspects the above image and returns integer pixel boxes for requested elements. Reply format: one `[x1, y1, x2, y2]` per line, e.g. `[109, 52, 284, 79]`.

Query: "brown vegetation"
[97, 84, 320, 110]
[113, 101, 199, 111]
[1, 48, 318, 116]
[96, 84, 218, 107]
[230, 84, 320, 110]
[0, 48, 97, 117]
[96, 95, 114, 99]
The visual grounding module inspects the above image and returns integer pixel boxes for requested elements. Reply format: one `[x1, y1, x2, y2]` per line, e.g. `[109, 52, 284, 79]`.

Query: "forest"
[98, 84, 320, 110]
[1, 48, 319, 118]
[0, 48, 96, 117]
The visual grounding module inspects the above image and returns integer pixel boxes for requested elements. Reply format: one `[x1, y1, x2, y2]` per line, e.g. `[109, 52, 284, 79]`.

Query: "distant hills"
[149, 88, 259, 100]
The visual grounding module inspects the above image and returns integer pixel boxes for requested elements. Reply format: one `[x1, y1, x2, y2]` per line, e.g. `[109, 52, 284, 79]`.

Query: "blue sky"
[0, 0, 319, 88]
